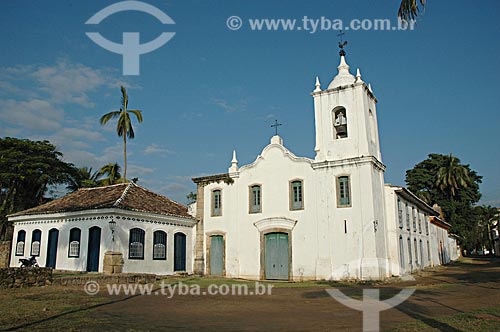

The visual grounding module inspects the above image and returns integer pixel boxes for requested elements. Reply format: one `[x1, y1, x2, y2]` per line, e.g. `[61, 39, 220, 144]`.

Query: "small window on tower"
[337, 176, 351, 207]
[333, 107, 348, 139]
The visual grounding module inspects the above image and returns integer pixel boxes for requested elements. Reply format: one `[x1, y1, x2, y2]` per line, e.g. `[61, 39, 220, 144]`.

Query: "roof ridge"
[79, 183, 127, 191]
[113, 182, 136, 207]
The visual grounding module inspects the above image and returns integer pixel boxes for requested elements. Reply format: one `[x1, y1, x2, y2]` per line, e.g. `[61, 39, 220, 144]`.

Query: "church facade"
[192, 53, 458, 280]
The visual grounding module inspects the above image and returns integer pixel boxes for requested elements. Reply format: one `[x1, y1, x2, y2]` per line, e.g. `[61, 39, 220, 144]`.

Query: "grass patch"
[390, 305, 500, 332]
[0, 285, 109, 331]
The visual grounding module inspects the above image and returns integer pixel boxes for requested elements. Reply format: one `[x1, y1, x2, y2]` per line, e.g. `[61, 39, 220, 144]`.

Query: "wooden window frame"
[153, 230, 167, 260]
[336, 175, 352, 208]
[249, 184, 262, 214]
[129, 228, 145, 260]
[68, 228, 81, 258]
[289, 179, 304, 211]
[211, 189, 222, 217]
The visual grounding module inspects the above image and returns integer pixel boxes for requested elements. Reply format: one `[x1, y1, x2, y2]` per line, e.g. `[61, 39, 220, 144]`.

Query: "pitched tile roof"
[10, 183, 193, 219]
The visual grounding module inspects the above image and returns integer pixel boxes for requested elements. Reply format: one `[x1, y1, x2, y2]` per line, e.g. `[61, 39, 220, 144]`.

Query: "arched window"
[16, 230, 26, 256]
[290, 180, 303, 210]
[31, 229, 42, 257]
[153, 230, 167, 260]
[333, 107, 348, 139]
[68, 228, 81, 258]
[249, 185, 262, 213]
[129, 228, 145, 259]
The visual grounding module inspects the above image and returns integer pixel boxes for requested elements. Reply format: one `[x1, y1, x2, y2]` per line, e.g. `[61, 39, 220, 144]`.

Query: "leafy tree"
[0, 137, 77, 240]
[405, 154, 482, 245]
[100, 86, 143, 183]
[186, 191, 197, 205]
[398, 0, 426, 21]
[67, 167, 99, 192]
[436, 154, 470, 199]
[97, 163, 122, 186]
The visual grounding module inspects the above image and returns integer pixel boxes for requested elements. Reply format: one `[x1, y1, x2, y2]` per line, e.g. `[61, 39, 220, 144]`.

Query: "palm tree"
[67, 167, 99, 191]
[398, 0, 426, 21]
[97, 163, 122, 186]
[435, 154, 470, 198]
[100, 86, 143, 182]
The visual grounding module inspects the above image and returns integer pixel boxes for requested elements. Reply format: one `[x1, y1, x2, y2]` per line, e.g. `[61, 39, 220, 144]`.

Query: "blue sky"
[1, 0, 499, 206]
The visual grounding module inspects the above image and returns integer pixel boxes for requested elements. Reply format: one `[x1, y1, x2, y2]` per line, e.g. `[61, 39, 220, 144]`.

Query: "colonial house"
[9, 183, 196, 274]
[190, 51, 459, 281]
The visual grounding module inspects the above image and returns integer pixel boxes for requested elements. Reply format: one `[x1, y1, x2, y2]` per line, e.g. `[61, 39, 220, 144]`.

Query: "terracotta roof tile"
[10, 183, 192, 219]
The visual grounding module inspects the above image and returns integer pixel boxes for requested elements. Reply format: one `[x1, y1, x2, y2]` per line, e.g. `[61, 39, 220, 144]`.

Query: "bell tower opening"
[333, 107, 348, 139]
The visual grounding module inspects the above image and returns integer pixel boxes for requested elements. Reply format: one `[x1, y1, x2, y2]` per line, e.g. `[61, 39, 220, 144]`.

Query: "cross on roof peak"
[271, 119, 282, 136]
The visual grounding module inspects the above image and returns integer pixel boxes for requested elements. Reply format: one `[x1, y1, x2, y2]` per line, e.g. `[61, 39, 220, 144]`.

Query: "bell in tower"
[333, 109, 348, 139]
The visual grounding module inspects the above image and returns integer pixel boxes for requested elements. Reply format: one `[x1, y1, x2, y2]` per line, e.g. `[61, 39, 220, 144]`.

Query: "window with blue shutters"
[68, 228, 81, 258]
[153, 231, 167, 260]
[31, 229, 41, 256]
[129, 228, 145, 259]
[16, 230, 26, 256]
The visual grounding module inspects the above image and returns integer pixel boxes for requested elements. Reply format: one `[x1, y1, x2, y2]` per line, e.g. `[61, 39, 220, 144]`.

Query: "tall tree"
[435, 154, 471, 199]
[405, 153, 482, 247]
[97, 163, 122, 186]
[0, 137, 77, 240]
[67, 167, 99, 192]
[100, 86, 143, 182]
[398, 0, 426, 21]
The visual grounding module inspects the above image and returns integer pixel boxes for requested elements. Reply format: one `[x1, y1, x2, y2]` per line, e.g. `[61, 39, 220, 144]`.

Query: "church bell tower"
[311, 41, 389, 279]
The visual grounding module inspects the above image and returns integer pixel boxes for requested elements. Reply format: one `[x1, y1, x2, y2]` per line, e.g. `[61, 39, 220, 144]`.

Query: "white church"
[190, 50, 459, 280]
[9, 50, 459, 280]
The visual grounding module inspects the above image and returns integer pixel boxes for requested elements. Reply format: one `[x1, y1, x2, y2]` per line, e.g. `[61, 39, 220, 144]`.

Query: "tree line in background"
[406, 154, 498, 253]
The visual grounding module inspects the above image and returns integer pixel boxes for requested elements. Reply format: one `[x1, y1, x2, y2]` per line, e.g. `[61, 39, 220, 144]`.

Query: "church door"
[87, 226, 101, 272]
[46, 229, 59, 268]
[265, 233, 289, 280]
[174, 233, 186, 271]
[210, 235, 224, 275]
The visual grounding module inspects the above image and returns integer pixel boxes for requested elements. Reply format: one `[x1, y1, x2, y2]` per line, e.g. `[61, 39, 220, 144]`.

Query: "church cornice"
[312, 155, 386, 172]
[239, 141, 313, 172]
[311, 82, 377, 103]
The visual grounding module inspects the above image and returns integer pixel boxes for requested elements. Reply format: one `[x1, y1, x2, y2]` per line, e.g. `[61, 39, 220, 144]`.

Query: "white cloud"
[0, 99, 63, 132]
[210, 97, 247, 113]
[144, 143, 174, 156]
[30, 60, 122, 107]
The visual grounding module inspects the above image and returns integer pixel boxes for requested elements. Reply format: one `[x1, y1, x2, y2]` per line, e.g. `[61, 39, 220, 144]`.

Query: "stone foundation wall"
[0, 241, 11, 268]
[51, 274, 157, 286]
[0, 267, 53, 288]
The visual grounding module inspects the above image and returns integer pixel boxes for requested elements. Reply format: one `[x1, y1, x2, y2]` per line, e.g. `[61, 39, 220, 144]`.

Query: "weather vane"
[271, 119, 282, 136]
[337, 30, 348, 56]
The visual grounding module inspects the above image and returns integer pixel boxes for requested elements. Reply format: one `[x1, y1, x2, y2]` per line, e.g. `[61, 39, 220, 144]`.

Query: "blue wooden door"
[87, 226, 101, 272]
[210, 235, 224, 275]
[265, 233, 289, 280]
[174, 233, 186, 271]
[46, 229, 59, 268]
